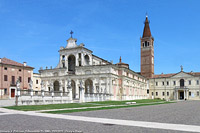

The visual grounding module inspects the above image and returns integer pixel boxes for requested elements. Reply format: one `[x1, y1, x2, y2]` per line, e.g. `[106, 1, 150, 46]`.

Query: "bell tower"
[140, 15, 154, 78]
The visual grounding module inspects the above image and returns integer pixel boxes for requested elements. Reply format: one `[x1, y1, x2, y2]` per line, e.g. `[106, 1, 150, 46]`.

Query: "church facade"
[39, 33, 148, 101]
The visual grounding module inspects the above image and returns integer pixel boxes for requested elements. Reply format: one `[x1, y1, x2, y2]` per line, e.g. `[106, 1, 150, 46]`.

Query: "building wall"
[33, 73, 41, 91]
[149, 75, 200, 100]
[0, 64, 33, 99]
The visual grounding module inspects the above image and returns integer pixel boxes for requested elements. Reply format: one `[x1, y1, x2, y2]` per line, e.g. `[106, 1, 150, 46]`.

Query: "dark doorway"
[180, 79, 184, 87]
[71, 80, 76, 99]
[11, 89, 15, 97]
[85, 79, 93, 94]
[53, 81, 59, 91]
[180, 91, 184, 100]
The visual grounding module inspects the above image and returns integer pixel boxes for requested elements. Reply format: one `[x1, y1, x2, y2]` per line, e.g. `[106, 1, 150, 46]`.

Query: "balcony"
[68, 71, 75, 75]
[175, 86, 188, 90]
[10, 82, 16, 86]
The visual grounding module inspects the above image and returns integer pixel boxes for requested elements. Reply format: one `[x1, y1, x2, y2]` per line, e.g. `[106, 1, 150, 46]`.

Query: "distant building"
[0, 58, 34, 99]
[32, 73, 41, 91]
[148, 71, 200, 100]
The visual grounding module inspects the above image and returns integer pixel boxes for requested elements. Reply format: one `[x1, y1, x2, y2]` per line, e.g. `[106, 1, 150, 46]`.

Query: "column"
[59, 55, 62, 68]
[186, 90, 188, 100]
[184, 89, 186, 100]
[75, 79, 79, 99]
[65, 55, 68, 70]
[93, 78, 96, 93]
[89, 55, 92, 65]
[106, 78, 109, 94]
[109, 78, 112, 95]
[81, 53, 84, 66]
[99, 78, 101, 93]
[59, 80, 62, 91]
[176, 90, 178, 100]
[75, 54, 79, 67]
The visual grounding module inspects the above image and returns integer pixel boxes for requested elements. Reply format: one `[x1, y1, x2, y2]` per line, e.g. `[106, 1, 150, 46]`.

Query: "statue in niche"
[92, 86, 94, 93]
[49, 82, 53, 91]
[104, 88, 107, 94]
[29, 79, 33, 89]
[100, 87, 103, 93]
[67, 79, 71, 88]
[79, 80, 83, 90]
[41, 81, 45, 89]
[87, 85, 90, 94]
[96, 86, 99, 93]
[16, 78, 20, 89]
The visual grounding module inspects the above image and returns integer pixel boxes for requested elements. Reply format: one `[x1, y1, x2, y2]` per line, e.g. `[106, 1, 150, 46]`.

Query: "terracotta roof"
[152, 73, 176, 78]
[0, 57, 34, 69]
[152, 72, 200, 78]
[142, 16, 152, 38]
[189, 72, 200, 76]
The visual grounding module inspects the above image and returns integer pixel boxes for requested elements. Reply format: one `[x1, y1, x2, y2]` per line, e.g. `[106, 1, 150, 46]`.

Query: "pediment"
[171, 72, 194, 78]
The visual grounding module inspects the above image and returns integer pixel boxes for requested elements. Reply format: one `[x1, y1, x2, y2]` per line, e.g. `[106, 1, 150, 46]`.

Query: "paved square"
[68, 101, 200, 126]
[0, 101, 199, 133]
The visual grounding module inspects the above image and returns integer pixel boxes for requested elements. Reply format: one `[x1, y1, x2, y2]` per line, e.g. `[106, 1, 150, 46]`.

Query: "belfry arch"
[68, 55, 76, 73]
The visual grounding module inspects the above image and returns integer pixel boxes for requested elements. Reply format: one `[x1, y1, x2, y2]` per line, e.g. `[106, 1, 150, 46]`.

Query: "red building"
[0, 58, 34, 99]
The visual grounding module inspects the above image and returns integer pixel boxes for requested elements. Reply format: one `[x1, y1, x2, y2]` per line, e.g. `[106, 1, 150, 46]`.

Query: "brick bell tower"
[140, 15, 154, 78]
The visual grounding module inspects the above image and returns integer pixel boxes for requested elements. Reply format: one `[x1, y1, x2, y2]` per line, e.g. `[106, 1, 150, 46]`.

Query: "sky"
[0, 0, 200, 74]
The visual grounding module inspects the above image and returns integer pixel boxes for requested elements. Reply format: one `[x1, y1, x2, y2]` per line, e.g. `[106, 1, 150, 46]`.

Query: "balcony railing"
[10, 82, 16, 86]
[175, 86, 188, 89]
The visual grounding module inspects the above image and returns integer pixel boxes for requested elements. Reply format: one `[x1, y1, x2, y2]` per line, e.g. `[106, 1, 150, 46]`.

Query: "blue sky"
[0, 0, 200, 74]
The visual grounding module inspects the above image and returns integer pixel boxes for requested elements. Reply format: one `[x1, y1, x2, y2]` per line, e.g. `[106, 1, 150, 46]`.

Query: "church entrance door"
[179, 91, 184, 100]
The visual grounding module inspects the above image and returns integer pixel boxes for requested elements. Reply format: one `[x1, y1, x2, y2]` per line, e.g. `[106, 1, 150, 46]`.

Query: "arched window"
[84, 55, 90, 65]
[145, 41, 147, 47]
[68, 55, 76, 73]
[53, 81, 59, 91]
[180, 79, 184, 87]
[85, 79, 93, 94]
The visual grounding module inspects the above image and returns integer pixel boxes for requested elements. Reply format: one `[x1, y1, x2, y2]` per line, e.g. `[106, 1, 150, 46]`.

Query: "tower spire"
[142, 16, 151, 38]
[140, 15, 154, 78]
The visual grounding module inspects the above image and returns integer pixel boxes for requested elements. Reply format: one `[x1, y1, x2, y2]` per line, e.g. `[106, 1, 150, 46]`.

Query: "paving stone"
[0, 114, 187, 133]
[66, 101, 200, 126]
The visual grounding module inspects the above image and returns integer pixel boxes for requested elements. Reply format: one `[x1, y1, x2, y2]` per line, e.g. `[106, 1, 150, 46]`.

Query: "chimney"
[23, 62, 27, 66]
[0, 58, 1, 63]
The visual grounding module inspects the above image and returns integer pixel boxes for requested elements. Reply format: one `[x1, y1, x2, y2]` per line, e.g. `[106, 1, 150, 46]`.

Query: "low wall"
[84, 93, 111, 102]
[16, 90, 71, 106]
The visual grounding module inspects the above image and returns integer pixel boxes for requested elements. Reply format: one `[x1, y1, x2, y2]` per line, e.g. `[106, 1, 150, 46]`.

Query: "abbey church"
[38, 15, 200, 101]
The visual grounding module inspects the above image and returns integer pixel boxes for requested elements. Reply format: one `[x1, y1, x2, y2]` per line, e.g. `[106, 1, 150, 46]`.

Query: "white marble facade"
[39, 37, 148, 101]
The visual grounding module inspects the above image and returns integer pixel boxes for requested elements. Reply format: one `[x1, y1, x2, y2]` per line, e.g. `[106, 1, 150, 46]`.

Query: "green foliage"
[43, 102, 173, 114]
[4, 103, 101, 111]
[4, 99, 169, 111]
